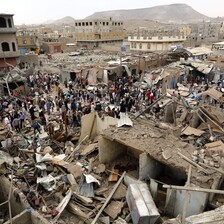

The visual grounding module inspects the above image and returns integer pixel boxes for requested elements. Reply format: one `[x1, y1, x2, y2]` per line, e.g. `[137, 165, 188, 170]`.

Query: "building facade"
[16, 30, 40, 54]
[74, 18, 125, 48]
[128, 35, 186, 52]
[0, 14, 20, 70]
[185, 21, 224, 47]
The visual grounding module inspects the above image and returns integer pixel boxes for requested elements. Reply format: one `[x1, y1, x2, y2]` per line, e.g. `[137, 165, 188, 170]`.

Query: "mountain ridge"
[85, 3, 210, 24]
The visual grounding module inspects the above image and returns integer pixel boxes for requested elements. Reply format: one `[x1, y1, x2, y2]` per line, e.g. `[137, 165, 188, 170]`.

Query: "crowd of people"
[0, 68, 223, 135]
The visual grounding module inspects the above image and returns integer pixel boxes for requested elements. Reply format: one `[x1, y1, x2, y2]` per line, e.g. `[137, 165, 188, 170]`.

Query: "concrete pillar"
[139, 152, 164, 181]
[99, 135, 127, 164]
[164, 102, 177, 124]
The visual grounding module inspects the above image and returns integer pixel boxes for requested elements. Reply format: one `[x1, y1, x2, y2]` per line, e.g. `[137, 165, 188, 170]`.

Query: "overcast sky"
[1, 0, 224, 25]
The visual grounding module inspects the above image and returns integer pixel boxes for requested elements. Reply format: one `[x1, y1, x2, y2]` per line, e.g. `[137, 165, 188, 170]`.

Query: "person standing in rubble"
[150, 92, 154, 104]
[64, 78, 68, 88]
[71, 99, 77, 113]
[39, 109, 47, 131]
[29, 104, 36, 121]
[3, 115, 12, 132]
[25, 119, 31, 132]
[153, 104, 161, 120]
[33, 120, 41, 134]
[19, 111, 25, 129]
[45, 99, 51, 115]
[12, 116, 20, 133]
[119, 99, 127, 115]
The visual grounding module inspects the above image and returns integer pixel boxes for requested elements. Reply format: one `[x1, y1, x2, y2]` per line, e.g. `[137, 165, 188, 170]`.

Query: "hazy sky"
[1, 0, 224, 25]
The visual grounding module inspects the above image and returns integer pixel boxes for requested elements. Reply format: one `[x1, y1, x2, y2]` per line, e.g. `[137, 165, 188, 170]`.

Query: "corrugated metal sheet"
[117, 114, 133, 127]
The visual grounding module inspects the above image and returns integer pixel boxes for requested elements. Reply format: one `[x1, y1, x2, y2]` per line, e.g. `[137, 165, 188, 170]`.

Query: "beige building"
[16, 30, 39, 54]
[75, 18, 125, 48]
[0, 14, 20, 70]
[128, 35, 186, 52]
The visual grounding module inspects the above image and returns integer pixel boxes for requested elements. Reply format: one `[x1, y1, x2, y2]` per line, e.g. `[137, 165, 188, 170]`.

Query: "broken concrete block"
[104, 201, 124, 219]
[99, 216, 110, 224]
[81, 143, 98, 156]
[44, 146, 53, 154]
[94, 164, 106, 174]
[209, 161, 215, 167]
[64, 164, 82, 178]
[192, 156, 198, 163]
[162, 150, 172, 160]
[67, 174, 77, 191]
[193, 151, 198, 156]
[113, 217, 127, 224]
[112, 183, 127, 200]
[126, 183, 160, 224]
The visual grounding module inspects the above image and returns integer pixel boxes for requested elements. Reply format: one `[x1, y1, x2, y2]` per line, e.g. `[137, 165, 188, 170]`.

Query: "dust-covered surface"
[102, 117, 221, 188]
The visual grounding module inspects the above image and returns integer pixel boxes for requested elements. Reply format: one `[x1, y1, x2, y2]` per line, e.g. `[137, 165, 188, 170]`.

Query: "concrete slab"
[104, 201, 124, 219]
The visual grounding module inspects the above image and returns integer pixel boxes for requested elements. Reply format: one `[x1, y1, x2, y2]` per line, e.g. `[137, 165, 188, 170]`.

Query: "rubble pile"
[0, 131, 136, 223]
[0, 49, 224, 223]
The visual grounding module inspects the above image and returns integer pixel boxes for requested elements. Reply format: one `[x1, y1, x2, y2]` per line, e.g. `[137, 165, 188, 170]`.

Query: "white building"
[128, 35, 186, 52]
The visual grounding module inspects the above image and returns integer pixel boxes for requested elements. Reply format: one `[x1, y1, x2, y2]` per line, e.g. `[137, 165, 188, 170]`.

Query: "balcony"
[0, 27, 16, 33]
[0, 51, 20, 58]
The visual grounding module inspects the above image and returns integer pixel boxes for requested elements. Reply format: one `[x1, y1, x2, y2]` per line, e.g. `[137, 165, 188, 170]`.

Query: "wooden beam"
[178, 152, 208, 174]
[163, 185, 224, 195]
[66, 135, 88, 162]
[91, 171, 126, 224]
[199, 162, 224, 176]
[134, 95, 165, 119]
[89, 113, 96, 140]
[182, 165, 192, 224]
[198, 108, 224, 133]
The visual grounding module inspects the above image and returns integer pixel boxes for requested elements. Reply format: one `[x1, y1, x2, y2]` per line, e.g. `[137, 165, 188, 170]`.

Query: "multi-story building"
[185, 21, 223, 47]
[74, 18, 125, 48]
[16, 30, 40, 54]
[0, 14, 20, 70]
[128, 35, 186, 52]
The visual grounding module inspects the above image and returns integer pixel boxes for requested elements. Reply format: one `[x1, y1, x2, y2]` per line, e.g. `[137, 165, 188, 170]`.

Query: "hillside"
[86, 3, 210, 24]
[50, 16, 76, 25]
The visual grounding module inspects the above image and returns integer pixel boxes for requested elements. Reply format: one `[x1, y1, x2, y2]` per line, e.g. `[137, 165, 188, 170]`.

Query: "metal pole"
[163, 184, 224, 195]
[91, 171, 126, 224]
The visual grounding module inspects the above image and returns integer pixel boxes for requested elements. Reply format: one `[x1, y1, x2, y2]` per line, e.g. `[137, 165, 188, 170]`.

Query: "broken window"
[1, 42, 10, 51]
[0, 17, 7, 27]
